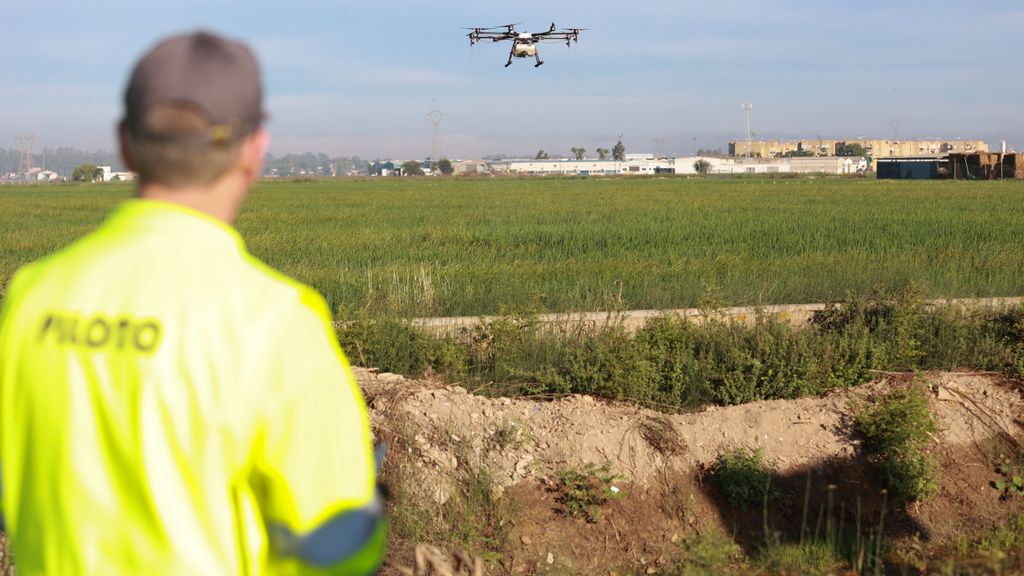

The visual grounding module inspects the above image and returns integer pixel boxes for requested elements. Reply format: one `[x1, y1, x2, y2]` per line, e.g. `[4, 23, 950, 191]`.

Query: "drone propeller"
[462, 22, 522, 30]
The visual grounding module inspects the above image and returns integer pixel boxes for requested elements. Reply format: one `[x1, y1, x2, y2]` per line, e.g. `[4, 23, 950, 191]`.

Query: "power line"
[15, 133, 35, 179]
[741, 103, 752, 159]
[426, 110, 445, 166]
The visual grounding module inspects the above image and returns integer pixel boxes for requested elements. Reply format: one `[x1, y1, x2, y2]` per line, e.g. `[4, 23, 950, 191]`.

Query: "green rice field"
[2, 177, 1023, 317]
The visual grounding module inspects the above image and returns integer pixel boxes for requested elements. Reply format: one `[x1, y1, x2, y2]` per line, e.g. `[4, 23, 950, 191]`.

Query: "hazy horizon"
[6, 0, 1022, 159]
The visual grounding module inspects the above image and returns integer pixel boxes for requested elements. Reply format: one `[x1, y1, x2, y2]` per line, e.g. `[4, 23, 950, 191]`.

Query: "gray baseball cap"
[123, 30, 264, 143]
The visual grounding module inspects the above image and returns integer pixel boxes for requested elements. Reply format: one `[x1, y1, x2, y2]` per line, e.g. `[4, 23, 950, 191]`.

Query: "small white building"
[97, 166, 137, 182]
[452, 160, 487, 175]
[36, 170, 60, 182]
[673, 156, 736, 175]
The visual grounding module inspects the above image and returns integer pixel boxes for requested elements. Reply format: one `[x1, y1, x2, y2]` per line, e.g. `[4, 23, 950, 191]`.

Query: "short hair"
[121, 103, 248, 188]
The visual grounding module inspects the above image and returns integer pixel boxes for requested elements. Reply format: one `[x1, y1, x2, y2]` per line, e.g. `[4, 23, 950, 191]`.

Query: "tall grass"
[3, 178, 1024, 315]
[337, 292, 1024, 411]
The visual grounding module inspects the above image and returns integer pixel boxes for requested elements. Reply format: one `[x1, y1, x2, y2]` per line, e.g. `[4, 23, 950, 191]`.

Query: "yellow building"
[729, 139, 988, 159]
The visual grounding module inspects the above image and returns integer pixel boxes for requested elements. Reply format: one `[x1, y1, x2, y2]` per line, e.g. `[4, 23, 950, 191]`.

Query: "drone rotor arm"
[536, 33, 572, 42]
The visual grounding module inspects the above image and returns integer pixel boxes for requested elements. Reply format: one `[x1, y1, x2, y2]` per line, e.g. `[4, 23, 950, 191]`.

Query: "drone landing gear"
[506, 46, 514, 67]
[534, 53, 544, 67]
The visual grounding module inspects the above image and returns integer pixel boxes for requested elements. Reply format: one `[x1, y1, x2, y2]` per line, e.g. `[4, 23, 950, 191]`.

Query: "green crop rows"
[3, 177, 1024, 317]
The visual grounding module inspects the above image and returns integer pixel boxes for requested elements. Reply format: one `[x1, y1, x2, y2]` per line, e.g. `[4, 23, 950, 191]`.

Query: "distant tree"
[836, 143, 868, 157]
[781, 149, 814, 158]
[697, 148, 724, 156]
[535, 149, 549, 160]
[570, 147, 586, 160]
[693, 159, 712, 175]
[401, 160, 425, 176]
[612, 140, 626, 161]
[435, 158, 454, 175]
[72, 163, 98, 182]
[596, 147, 610, 160]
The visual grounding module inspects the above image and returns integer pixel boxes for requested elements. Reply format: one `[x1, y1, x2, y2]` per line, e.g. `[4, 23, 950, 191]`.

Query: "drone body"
[466, 23, 583, 68]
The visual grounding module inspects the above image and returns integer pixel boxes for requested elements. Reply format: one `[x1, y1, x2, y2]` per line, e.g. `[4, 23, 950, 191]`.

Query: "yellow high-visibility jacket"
[0, 199, 384, 575]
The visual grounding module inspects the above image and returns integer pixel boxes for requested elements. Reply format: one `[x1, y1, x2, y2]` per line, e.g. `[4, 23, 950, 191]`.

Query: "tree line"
[535, 140, 627, 161]
[0, 147, 123, 177]
[0, 147, 368, 178]
[263, 153, 368, 177]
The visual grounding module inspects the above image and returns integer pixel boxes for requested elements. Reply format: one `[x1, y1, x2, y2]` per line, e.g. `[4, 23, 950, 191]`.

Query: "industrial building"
[729, 139, 988, 159]
[876, 157, 942, 180]
[487, 156, 686, 176]
[487, 155, 866, 176]
[876, 152, 1023, 180]
[96, 166, 136, 182]
[947, 152, 1024, 180]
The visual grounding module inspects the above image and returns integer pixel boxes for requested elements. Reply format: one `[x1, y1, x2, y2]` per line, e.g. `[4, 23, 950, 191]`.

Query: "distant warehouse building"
[730, 139, 988, 159]
[737, 156, 867, 174]
[486, 155, 866, 176]
[877, 152, 1024, 180]
[947, 152, 1024, 180]
[876, 157, 942, 179]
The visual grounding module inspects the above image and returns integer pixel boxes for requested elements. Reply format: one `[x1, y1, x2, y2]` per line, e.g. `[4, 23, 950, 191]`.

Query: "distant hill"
[0, 147, 122, 177]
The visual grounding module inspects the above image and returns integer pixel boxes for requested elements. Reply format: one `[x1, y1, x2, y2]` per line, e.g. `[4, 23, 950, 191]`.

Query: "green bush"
[554, 463, 620, 523]
[856, 385, 940, 501]
[336, 315, 467, 378]
[337, 293, 1024, 415]
[712, 447, 779, 511]
[993, 453, 1024, 499]
[669, 530, 741, 576]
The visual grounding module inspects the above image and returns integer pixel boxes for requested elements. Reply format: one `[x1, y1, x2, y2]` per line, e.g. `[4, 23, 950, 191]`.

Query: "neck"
[136, 173, 245, 224]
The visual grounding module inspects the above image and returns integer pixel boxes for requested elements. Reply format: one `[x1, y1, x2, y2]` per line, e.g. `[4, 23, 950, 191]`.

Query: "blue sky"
[5, 0, 1022, 159]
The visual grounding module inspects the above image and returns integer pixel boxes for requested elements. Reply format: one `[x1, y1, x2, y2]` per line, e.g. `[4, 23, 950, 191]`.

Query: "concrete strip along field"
[409, 297, 1023, 337]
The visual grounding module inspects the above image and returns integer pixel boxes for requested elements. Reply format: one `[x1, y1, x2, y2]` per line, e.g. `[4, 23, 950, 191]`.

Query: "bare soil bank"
[360, 368, 1024, 575]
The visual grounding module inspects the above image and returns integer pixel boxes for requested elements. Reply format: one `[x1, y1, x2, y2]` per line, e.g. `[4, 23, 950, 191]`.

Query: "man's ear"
[117, 121, 137, 172]
[241, 129, 270, 185]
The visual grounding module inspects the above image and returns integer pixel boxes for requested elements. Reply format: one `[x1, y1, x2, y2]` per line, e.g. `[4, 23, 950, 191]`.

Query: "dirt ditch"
[359, 368, 1024, 575]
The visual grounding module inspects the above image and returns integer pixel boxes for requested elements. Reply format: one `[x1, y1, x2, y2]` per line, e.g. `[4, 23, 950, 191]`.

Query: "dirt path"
[408, 297, 1022, 336]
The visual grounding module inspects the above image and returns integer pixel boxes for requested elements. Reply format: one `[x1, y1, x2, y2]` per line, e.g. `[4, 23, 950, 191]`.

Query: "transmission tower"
[741, 103, 753, 159]
[426, 110, 445, 167]
[652, 138, 665, 158]
[16, 133, 35, 179]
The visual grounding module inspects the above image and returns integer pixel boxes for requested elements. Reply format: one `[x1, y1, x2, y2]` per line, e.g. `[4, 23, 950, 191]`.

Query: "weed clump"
[856, 384, 940, 502]
[338, 292, 1024, 414]
[380, 425, 514, 563]
[669, 530, 741, 576]
[712, 447, 779, 511]
[553, 463, 620, 523]
[993, 453, 1024, 499]
[639, 415, 686, 457]
[336, 314, 467, 378]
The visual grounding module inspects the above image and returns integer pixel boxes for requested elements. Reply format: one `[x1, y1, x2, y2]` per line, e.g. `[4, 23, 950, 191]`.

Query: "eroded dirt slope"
[361, 369, 1021, 496]
[359, 369, 1024, 575]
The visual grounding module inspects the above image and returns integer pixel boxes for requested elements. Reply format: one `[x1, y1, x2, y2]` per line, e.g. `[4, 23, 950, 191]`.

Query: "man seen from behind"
[0, 30, 385, 575]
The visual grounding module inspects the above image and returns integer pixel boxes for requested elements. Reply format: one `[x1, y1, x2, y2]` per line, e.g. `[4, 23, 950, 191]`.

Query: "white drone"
[465, 22, 584, 68]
